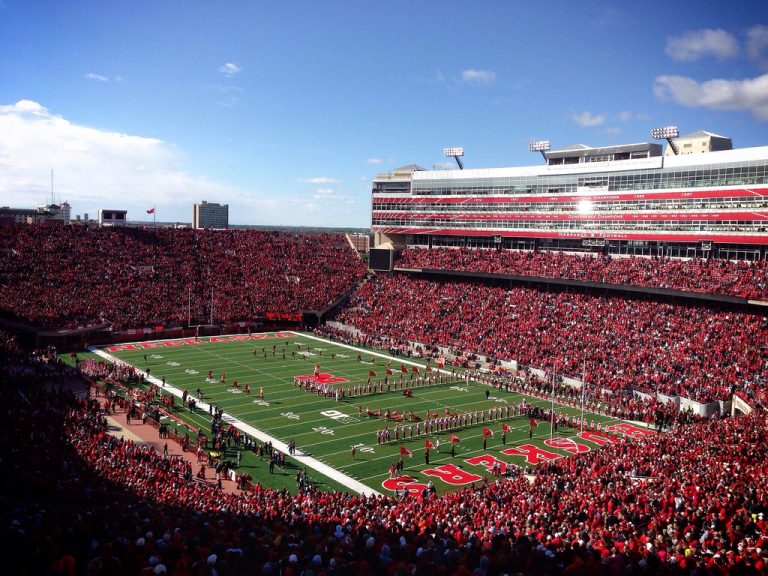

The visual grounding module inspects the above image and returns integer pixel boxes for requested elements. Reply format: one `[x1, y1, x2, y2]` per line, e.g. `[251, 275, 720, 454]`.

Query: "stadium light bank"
[528, 140, 551, 161]
[651, 125, 680, 155]
[443, 147, 465, 170]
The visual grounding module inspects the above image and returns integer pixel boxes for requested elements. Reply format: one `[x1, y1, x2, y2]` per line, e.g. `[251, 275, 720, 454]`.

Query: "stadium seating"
[3, 228, 768, 575]
[398, 247, 768, 300]
[0, 225, 366, 330]
[3, 333, 767, 576]
[336, 275, 767, 403]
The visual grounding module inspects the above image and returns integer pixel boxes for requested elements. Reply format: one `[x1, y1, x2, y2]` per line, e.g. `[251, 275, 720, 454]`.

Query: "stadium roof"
[555, 144, 591, 151]
[394, 164, 427, 172]
[675, 129, 731, 140]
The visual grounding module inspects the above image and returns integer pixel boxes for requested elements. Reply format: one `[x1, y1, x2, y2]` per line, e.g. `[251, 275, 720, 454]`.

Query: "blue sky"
[1, 1, 767, 227]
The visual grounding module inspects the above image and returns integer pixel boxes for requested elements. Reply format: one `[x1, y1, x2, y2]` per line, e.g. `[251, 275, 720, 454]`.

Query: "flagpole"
[153, 205, 156, 228]
[580, 351, 586, 433]
[550, 370, 556, 439]
[188, 284, 192, 327]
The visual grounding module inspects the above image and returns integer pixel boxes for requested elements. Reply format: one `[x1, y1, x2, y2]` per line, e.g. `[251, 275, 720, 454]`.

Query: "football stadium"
[3, 133, 768, 575]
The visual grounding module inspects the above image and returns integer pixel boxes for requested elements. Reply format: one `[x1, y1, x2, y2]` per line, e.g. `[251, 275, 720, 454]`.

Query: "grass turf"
[99, 331, 636, 495]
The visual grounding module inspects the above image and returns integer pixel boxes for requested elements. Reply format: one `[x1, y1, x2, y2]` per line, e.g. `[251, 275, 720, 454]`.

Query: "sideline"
[91, 340, 382, 497]
[104, 414, 147, 444]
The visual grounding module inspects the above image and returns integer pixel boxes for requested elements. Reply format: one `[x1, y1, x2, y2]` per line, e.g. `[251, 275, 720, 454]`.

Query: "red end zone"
[104, 332, 294, 352]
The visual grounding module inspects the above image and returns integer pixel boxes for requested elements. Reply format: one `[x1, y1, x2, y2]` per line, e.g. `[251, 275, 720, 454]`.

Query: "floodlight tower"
[652, 125, 680, 155]
[528, 140, 551, 161]
[443, 147, 464, 170]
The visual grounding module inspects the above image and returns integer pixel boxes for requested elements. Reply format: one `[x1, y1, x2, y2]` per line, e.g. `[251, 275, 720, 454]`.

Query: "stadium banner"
[373, 211, 768, 223]
[264, 312, 302, 322]
[375, 227, 768, 245]
[731, 394, 754, 416]
[373, 186, 768, 205]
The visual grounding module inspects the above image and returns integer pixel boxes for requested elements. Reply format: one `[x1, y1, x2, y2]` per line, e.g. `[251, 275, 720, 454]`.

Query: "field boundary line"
[294, 331, 459, 376]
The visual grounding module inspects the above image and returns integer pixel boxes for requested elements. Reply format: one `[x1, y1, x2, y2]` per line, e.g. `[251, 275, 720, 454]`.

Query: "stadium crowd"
[3, 332, 767, 576]
[398, 247, 768, 300]
[3, 226, 768, 574]
[336, 275, 768, 403]
[317, 325, 716, 428]
[0, 225, 366, 330]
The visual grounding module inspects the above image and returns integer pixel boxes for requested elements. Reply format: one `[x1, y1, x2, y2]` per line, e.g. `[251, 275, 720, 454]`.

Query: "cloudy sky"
[1, 1, 767, 227]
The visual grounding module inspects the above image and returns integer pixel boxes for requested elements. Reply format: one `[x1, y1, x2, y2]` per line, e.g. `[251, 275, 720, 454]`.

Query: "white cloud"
[653, 73, 768, 121]
[85, 72, 124, 83]
[313, 188, 343, 200]
[461, 69, 496, 86]
[1, 100, 46, 115]
[219, 62, 241, 77]
[572, 111, 605, 128]
[616, 110, 648, 122]
[665, 29, 739, 62]
[206, 84, 243, 94]
[365, 157, 383, 165]
[299, 176, 340, 185]
[0, 100, 243, 217]
[747, 25, 768, 63]
[85, 72, 110, 82]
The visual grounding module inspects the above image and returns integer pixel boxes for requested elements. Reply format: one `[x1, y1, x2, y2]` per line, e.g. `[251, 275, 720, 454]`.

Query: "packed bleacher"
[3, 332, 766, 576]
[4, 224, 768, 575]
[398, 247, 768, 300]
[336, 275, 768, 404]
[0, 225, 366, 330]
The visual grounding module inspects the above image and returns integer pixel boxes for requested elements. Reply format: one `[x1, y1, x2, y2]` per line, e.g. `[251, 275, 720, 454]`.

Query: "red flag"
[483, 427, 494, 437]
[411, 366, 419, 374]
[502, 423, 511, 432]
[369, 370, 376, 377]
[450, 434, 461, 443]
[146, 207, 155, 214]
[386, 368, 393, 375]
[425, 439, 435, 449]
[400, 446, 412, 457]
[401, 365, 408, 373]
[529, 418, 538, 428]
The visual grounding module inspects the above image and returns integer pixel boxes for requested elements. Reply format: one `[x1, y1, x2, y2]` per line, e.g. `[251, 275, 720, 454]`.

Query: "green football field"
[97, 331, 650, 496]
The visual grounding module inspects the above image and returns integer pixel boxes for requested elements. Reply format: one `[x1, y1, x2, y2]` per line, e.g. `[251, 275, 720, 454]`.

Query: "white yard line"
[91, 345, 381, 497]
[295, 331, 457, 376]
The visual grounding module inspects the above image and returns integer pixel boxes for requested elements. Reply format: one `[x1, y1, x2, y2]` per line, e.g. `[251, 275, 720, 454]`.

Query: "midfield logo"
[295, 373, 349, 385]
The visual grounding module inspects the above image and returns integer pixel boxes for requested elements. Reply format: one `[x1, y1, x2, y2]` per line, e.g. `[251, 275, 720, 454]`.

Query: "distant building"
[193, 201, 229, 229]
[348, 233, 370, 253]
[666, 130, 733, 156]
[99, 209, 128, 226]
[0, 207, 37, 225]
[58, 202, 71, 221]
[37, 202, 71, 222]
[0, 202, 71, 225]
